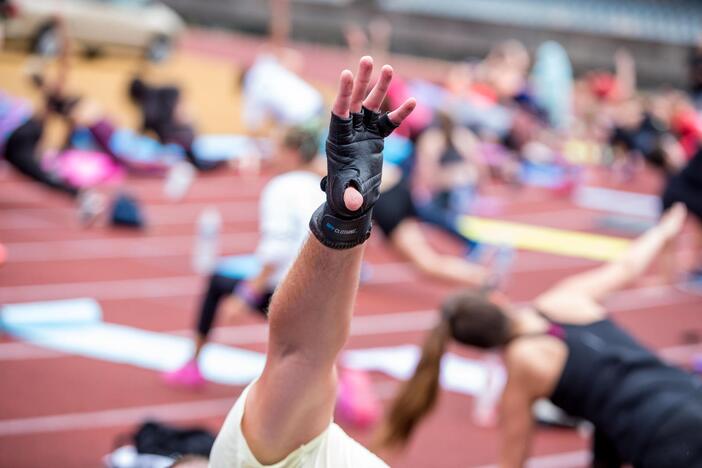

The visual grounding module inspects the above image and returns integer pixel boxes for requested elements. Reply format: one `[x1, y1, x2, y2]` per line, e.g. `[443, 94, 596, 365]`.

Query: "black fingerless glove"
[310, 107, 398, 249]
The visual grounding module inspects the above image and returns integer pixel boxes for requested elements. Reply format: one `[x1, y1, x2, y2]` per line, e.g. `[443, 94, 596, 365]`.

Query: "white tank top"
[209, 383, 389, 468]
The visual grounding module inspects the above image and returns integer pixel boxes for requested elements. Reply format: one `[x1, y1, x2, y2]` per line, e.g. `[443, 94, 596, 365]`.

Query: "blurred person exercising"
[208, 56, 415, 467]
[411, 111, 485, 249]
[372, 162, 493, 288]
[239, 0, 324, 135]
[127, 66, 224, 171]
[163, 127, 324, 388]
[378, 203, 702, 468]
[240, 51, 324, 134]
[5, 20, 103, 223]
[662, 147, 702, 277]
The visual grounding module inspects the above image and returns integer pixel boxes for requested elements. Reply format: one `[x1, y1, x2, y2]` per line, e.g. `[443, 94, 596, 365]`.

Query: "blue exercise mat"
[215, 254, 262, 280]
[1, 298, 497, 395]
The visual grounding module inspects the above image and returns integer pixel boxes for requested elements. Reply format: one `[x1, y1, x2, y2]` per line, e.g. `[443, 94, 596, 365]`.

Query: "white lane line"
[0, 200, 259, 231]
[2, 286, 697, 363]
[1, 229, 597, 270]
[207, 287, 700, 347]
[4, 232, 258, 262]
[1, 252, 696, 306]
[0, 380, 402, 438]
[0, 398, 236, 437]
[0, 176, 267, 203]
[0, 276, 203, 302]
[0, 250, 589, 300]
[2, 343, 699, 439]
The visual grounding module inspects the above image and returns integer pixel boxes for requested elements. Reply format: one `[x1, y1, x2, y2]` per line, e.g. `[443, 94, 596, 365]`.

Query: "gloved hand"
[310, 57, 415, 249]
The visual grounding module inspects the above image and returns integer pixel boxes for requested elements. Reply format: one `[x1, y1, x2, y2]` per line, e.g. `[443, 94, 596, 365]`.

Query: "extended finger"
[387, 98, 417, 126]
[363, 65, 393, 112]
[332, 69, 354, 118]
[349, 56, 373, 114]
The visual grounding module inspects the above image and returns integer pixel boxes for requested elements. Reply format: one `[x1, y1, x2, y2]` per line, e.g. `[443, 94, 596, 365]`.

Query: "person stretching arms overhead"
[209, 56, 415, 467]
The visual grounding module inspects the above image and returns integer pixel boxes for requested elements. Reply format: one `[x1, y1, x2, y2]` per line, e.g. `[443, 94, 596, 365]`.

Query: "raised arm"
[538, 203, 686, 306]
[241, 57, 415, 464]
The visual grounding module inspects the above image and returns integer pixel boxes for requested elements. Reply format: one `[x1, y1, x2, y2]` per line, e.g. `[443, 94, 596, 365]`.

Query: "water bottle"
[192, 207, 221, 275]
[163, 161, 196, 201]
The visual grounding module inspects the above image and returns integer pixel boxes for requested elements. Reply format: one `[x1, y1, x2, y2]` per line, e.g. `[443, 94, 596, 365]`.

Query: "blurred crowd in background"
[1, 1, 702, 466]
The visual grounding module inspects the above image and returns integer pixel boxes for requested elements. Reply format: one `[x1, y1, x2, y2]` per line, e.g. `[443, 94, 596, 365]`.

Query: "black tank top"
[539, 315, 702, 463]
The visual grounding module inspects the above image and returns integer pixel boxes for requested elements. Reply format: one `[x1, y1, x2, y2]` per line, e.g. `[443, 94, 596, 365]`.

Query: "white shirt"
[256, 170, 325, 289]
[243, 55, 324, 131]
[209, 382, 389, 468]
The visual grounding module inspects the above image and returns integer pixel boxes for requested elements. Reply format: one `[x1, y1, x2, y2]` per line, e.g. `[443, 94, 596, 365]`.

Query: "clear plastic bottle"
[163, 161, 195, 201]
[192, 207, 222, 275]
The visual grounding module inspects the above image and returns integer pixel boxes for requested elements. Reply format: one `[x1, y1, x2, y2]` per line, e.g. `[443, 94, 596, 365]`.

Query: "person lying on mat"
[371, 162, 499, 288]
[163, 126, 324, 388]
[208, 56, 415, 467]
[377, 203, 702, 468]
[5, 21, 103, 224]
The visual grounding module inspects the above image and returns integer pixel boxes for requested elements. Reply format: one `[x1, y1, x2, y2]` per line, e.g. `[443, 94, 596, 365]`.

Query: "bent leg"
[390, 218, 486, 286]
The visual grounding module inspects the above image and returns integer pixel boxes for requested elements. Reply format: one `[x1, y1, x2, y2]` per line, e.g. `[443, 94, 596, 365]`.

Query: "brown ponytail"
[375, 318, 450, 450]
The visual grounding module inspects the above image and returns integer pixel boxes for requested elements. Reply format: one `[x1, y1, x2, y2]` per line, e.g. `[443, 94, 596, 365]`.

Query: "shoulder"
[327, 424, 389, 467]
[503, 339, 543, 376]
[503, 337, 565, 397]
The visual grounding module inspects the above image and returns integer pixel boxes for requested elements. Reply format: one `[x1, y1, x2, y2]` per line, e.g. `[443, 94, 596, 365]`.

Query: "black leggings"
[637, 398, 702, 468]
[592, 429, 622, 468]
[196, 273, 274, 338]
[4, 119, 79, 198]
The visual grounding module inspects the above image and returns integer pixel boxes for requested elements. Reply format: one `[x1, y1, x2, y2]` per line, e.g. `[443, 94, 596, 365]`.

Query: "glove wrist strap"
[309, 203, 372, 250]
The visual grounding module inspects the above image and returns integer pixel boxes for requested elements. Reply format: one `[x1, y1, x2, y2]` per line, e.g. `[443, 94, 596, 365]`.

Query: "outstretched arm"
[242, 57, 415, 465]
[539, 203, 686, 305]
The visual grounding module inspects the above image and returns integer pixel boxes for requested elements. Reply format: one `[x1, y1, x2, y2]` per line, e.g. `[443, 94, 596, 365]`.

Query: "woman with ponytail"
[379, 204, 702, 468]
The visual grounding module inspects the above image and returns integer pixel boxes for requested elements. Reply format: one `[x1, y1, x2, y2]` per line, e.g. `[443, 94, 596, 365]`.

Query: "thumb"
[344, 187, 363, 212]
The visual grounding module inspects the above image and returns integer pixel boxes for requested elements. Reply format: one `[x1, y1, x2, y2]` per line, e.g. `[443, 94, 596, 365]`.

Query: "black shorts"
[662, 174, 702, 222]
[637, 397, 702, 468]
[196, 274, 274, 338]
[373, 177, 417, 237]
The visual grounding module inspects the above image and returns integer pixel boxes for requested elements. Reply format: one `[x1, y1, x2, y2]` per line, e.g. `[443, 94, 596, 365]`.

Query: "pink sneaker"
[335, 368, 381, 429]
[162, 360, 205, 389]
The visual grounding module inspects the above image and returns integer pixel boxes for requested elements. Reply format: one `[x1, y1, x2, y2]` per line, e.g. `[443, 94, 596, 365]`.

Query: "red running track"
[1, 160, 701, 468]
[1, 30, 701, 468]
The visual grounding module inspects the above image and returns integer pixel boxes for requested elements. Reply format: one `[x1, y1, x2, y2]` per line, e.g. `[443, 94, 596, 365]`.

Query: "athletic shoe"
[162, 360, 205, 389]
[335, 368, 380, 429]
[77, 190, 105, 227]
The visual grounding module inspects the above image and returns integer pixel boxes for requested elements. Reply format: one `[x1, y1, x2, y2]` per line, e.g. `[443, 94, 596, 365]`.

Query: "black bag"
[110, 193, 145, 228]
[133, 420, 215, 458]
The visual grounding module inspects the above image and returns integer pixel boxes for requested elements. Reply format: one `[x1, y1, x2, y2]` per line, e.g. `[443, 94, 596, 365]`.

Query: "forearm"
[243, 236, 365, 461]
[267, 236, 364, 367]
[615, 224, 670, 279]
